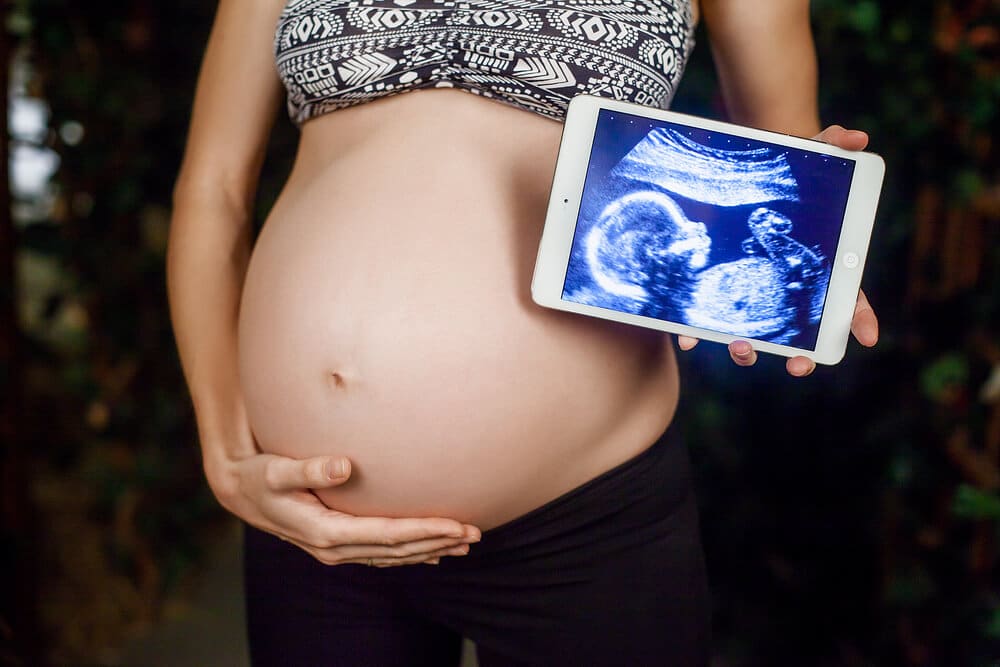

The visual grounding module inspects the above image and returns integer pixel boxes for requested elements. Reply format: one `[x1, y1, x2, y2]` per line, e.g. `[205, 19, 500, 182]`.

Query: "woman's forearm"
[166, 0, 286, 481]
[701, 0, 821, 136]
[167, 189, 257, 478]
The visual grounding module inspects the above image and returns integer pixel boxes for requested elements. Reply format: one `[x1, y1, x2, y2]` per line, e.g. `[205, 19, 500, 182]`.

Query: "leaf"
[848, 1, 881, 35]
[986, 605, 1000, 639]
[952, 484, 1000, 520]
[920, 353, 969, 401]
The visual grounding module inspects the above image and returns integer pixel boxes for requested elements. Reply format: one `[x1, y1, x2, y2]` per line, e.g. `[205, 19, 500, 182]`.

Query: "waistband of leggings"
[477, 424, 686, 546]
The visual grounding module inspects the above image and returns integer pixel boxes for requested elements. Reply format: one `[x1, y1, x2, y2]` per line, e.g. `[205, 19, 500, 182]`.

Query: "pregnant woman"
[167, 0, 878, 664]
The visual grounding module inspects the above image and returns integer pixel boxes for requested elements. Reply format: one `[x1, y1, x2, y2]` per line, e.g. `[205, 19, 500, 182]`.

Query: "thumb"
[814, 125, 869, 151]
[265, 455, 352, 492]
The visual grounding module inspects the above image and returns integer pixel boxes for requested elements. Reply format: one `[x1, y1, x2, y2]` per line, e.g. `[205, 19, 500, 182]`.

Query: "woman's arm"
[169, 0, 282, 481]
[700, 0, 820, 136]
[681, 0, 879, 376]
[168, 0, 479, 565]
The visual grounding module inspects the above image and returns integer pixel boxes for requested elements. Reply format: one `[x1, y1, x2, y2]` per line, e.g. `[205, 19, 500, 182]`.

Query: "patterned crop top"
[275, 0, 696, 125]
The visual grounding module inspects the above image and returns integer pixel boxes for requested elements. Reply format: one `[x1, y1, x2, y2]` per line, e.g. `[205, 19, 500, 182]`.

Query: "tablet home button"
[843, 252, 860, 269]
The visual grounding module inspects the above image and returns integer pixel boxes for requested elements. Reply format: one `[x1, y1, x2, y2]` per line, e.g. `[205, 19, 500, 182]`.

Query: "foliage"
[6, 0, 998, 665]
[9, 0, 224, 662]
[673, 1, 999, 664]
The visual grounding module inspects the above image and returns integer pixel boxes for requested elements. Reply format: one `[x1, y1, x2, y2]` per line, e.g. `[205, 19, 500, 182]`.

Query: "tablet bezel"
[531, 95, 886, 365]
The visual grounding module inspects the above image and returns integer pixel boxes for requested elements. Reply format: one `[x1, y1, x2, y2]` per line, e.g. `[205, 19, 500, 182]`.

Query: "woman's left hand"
[677, 125, 879, 377]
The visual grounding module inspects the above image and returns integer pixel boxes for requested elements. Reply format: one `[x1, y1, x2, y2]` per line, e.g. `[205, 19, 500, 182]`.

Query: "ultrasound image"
[613, 128, 800, 206]
[562, 111, 855, 349]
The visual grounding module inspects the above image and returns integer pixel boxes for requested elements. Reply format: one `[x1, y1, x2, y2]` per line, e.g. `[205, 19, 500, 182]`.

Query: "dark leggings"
[244, 429, 710, 666]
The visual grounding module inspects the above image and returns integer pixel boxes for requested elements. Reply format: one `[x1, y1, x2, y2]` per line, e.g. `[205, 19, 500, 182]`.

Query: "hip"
[244, 427, 710, 666]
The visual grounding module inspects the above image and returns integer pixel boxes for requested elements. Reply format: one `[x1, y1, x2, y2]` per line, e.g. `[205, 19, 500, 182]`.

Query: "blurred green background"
[1, 0, 997, 665]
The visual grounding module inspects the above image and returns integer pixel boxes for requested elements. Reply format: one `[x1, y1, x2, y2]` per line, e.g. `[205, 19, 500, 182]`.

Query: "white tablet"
[532, 95, 886, 365]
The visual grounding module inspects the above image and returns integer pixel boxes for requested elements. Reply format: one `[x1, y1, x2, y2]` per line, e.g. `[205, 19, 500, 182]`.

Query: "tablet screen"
[561, 109, 857, 350]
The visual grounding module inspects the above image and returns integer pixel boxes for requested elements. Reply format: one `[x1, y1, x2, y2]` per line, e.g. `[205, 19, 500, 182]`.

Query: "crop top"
[274, 0, 696, 125]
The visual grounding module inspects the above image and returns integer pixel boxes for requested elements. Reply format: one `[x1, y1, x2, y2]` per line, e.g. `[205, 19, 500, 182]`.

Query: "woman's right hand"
[207, 450, 481, 567]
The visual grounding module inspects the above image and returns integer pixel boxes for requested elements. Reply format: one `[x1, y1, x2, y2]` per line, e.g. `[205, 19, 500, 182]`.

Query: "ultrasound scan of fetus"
[563, 119, 847, 348]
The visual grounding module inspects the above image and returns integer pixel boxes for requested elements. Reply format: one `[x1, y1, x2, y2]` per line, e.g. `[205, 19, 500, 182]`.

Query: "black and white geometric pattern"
[275, 0, 696, 124]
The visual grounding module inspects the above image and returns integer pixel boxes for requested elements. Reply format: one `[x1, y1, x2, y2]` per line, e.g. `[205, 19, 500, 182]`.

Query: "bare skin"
[167, 0, 878, 567]
[238, 89, 679, 529]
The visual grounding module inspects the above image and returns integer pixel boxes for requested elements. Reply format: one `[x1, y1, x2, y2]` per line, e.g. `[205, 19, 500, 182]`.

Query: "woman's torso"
[238, 0, 695, 529]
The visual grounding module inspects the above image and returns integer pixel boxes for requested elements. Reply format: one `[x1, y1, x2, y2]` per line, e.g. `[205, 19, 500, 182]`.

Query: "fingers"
[270, 510, 483, 567]
[785, 356, 816, 378]
[319, 515, 479, 547]
[729, 341, 816, 377]
[367, 544, 469, 568]
[677, 335, 699, 351]
[252, 461, 484, 567]
[813, 125, 869, 151]
[684, 338, 763, 368]
[702, 339, 819, 376]
[264, 455, 352, 492]
[312, 535, 480, 567]
[728, 340, 757, 366]
[358, 542, 471, 568]
[851, 289, 879, 347]
[235, 451, 486, 570]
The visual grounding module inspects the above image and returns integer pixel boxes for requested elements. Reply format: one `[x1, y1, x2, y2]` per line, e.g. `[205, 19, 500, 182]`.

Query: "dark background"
[1, 1, 997, 665]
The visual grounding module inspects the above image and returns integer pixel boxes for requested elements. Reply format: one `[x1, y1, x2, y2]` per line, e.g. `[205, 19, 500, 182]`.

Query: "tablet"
[531, 95, 885, 365]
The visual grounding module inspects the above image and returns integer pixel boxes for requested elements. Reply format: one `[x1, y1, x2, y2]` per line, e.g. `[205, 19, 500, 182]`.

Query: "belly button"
[326, 372, 347, 390]
[324, 364, 360, 392]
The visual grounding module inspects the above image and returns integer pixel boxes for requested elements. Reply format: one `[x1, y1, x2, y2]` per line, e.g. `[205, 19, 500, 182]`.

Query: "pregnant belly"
[238, 130, 677, 528]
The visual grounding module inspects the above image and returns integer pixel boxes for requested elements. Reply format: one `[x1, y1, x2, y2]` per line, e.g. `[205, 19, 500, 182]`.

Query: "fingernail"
[732, 341, 752, 358]
[792, 361, 814, 377]
[451, 545, 470, 556]
[425, 558, 440, 565]
[327, 459, 347, 479]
